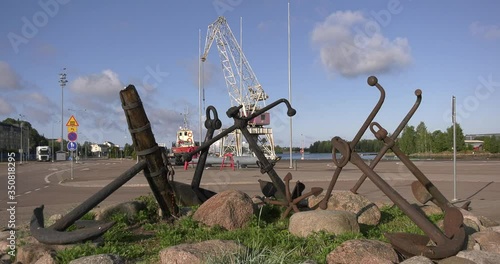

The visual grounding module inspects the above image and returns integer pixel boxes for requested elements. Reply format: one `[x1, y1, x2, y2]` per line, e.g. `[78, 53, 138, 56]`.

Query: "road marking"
[24, 191, 32, 194]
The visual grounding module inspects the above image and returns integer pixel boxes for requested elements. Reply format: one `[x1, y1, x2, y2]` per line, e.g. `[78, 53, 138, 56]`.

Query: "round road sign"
[68, 132, 78, 142]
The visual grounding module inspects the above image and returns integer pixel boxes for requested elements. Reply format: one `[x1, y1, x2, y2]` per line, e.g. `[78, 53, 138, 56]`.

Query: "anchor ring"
[331, 136, 350, 167]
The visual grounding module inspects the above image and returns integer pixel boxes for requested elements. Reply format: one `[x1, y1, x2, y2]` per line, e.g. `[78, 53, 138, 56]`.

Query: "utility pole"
[59, 68, 68, 158]
[288, 1, 293, 168]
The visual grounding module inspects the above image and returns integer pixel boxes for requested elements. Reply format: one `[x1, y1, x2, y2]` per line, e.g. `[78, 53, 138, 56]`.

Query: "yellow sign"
[67, 126, 78, 133]
[66, 115, 79, 127]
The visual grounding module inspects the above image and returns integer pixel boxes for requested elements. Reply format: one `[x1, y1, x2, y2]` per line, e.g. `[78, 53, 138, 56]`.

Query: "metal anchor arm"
[191, 106, 221, 188]
[319, 76, 385, 209]
[239, 125, 286, 199]
[49, 160, 147, 231]
[349, 76, 386, 149]
[346, 142, 449, 246]
[351, 89, 422, 193]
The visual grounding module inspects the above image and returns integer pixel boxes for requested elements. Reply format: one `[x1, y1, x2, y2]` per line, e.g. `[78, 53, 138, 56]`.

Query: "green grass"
[54, 196, 445, 264]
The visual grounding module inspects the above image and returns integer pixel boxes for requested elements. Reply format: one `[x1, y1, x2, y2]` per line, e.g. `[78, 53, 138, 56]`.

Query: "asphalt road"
[1, 158, 499, 230]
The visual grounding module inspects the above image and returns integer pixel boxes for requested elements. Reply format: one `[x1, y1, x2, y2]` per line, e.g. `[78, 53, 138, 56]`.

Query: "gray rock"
[309, 191, 381, 225]
[159, 240, 245, 264]
[193, 190, 255, 230]
[438, 255, 476, 264]
[411, 180, 433, 204]
[457, 250, 500, 264]
[400, 255, 433, 264]
[459, 208, 485, 230]
[34, 252, 56, 264]
[92, 201, 146, 221]
[326, 239, 398, 264]
[471, 231, 500, 253]
[170, 181, 202, 206]
[69, 254, 125, 264]
[489, 226, 500, 233]
[0, 241, 8, 254]
[414, 204, 443, 217]
[46, 214, 63, 226]
[289, 210, 359, 238]
[479, 216, 500, 228]
[15, 242, 55, 264]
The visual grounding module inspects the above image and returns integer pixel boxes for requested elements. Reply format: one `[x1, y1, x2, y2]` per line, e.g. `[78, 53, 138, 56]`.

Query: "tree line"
[308, 121, 499, 154]
[1, 118, 138, 159]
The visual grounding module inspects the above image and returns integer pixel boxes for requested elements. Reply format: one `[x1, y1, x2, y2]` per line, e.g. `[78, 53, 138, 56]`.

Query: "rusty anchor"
[318, 76, 385, 210]
[318, 76, 465, 259]
[263, 173, 323, 219]
[169, 106, 221, 206]
[183, 98, 297, 200]
[31, 85, 180, 244]
[350, 88, 422, 194]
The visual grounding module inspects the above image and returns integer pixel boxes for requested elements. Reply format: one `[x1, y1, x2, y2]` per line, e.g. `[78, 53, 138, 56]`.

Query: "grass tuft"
[55, 195, 445, 263]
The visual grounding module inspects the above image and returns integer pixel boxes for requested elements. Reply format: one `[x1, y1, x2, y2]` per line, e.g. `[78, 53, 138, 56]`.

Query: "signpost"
[66, 115, 79, 179]
[67, 141, 77, 151]
[68, 132, 78, 142]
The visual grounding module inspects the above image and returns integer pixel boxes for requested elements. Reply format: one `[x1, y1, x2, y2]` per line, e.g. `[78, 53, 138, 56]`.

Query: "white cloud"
[0, 61, 22, 90]
[70, 70, 124, 100]
[311, 10, 412, 77]
[470, 22, 500, 40]
[0, 96, 15, 115]
[25, 92, 53, 105]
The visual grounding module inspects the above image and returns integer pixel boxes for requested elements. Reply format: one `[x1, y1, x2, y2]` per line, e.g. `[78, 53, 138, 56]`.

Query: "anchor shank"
[240, 126, 286, 199]
[387, 140, 452, 208]
[50, 160, 147, 231]
[350, 152, 448, 245]
[120, 85, 179, 217]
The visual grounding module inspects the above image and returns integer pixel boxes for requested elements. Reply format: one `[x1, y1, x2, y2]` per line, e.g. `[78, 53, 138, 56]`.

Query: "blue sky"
[1, 0, 499, 148]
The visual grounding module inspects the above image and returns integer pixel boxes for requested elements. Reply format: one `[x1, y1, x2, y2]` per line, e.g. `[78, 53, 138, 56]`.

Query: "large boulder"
[309, 191, 381, 225]
[159, 240, 245, 264]
[288, 210, 359, 238]
[456, 250, 500, 264]
[92, 201, 146, 221]
[69, 254, 125, 264]
[400, 255, 433, 264]
[193, 190, 255, 230]
[438, 256, 477, 264]
[326, 239, 398, 264]
[471, 231, 500, 253]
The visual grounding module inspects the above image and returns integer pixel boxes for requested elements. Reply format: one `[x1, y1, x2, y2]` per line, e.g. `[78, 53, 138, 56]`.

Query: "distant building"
[465, 140, 484, 151]
[90, 143, 109, 157]
[90, 141, 121, 157]
[0, 122, 27, 151]
[465, 133, 500, 140]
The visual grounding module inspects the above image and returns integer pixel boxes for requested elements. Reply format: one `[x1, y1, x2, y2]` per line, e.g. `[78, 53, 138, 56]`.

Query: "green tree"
[398, 125, 416, 154]
[431, 130, 448, 152]
[446, 123, 466, 151]
[415, 122, 430, 153]
[483, 136, 499, 153]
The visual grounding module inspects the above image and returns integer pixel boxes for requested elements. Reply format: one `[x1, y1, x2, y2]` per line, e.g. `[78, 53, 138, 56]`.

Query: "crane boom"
[201, 16, 278, 160]
[201, 16, 268, 117]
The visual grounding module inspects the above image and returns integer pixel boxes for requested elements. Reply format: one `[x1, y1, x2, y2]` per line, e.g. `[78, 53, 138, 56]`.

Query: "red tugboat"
[170, 114, 198, 165]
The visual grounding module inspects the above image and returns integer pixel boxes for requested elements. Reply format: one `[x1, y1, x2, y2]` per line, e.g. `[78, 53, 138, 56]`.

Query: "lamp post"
[51, 120, 60, 162]
[59, 68, 68, 158]
[18, 120, 23, 164]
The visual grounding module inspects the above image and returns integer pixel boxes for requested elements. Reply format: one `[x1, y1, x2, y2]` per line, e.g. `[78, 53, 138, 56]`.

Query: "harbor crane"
[201, 16, 278, 160]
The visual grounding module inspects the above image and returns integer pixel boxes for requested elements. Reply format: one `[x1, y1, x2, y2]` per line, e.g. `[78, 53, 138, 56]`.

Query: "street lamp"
[51, 120, 60, 162]
[59, 68, 68, 158]
[18, 119, 23, 164]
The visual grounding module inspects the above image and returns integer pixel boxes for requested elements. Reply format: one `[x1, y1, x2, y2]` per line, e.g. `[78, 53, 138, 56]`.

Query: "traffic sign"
[67, 126, 78, 133]
[68, 132, 78, 142]
[66, 115, 79, 126]
[67, 141, 77, 151]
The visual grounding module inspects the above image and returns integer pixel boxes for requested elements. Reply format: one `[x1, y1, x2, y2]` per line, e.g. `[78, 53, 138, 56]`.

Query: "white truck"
[36, 146, 51, 161]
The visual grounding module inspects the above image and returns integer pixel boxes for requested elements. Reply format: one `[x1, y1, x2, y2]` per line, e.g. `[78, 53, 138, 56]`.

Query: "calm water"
[278, 152, 391, 161]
